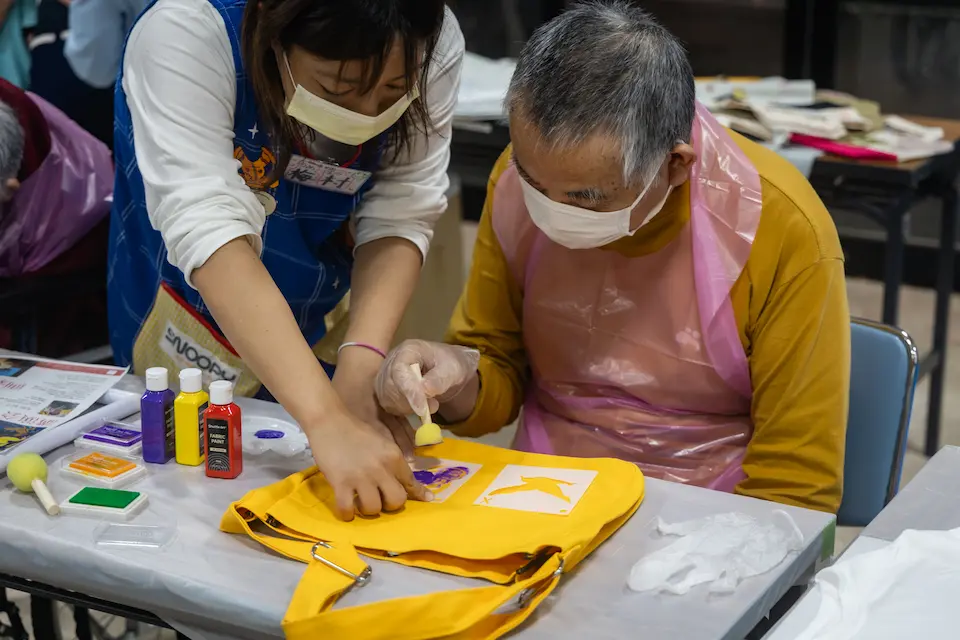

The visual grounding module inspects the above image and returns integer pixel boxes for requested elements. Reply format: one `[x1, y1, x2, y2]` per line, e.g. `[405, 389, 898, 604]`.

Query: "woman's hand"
[333, 348, 416, 460]
[306, 410, 432, 521]
[375, 340, 481, 421]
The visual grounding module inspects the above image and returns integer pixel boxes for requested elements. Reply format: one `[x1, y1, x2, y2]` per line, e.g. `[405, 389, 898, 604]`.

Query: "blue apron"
[108, 0, 382, 388]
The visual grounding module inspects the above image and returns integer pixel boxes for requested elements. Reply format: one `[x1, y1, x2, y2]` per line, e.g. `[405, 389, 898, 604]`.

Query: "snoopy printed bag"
[220, 439, 644, 639]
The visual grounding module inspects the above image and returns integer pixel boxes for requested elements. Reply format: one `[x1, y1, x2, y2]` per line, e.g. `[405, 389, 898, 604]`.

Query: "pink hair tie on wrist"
[337, 342, 387, 359]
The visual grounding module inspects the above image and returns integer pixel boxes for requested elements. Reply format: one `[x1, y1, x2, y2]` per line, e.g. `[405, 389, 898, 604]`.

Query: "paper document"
[455, 52, 516, 121]
[0, 356, 128, 454]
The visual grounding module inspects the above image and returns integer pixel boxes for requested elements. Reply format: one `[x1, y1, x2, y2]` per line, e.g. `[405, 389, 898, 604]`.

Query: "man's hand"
[375, 340, 481, 419]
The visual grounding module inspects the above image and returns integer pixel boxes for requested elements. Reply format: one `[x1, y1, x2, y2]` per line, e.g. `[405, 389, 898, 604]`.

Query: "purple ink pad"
[254, 429, 285, 440]
[81, 423, 143, 447]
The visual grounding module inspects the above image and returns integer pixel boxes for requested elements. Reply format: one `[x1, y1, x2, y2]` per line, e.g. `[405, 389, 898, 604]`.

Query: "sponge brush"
[408, 363, 444, 447]
[8, 452, 47, 491]
[414, 422, 443, 447]
[7, 453, 59, 515]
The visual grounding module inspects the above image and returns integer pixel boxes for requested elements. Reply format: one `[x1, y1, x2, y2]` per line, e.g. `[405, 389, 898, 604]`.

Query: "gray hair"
[0, 101, 23, 190]
[506, 0, 695, 185]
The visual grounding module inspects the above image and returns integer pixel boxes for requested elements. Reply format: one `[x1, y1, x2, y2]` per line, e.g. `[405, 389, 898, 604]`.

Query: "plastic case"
[60, 451, 147, 488]
[74, 420, 143, 458]
[94, 523, 177, 549]
[59, 488, 149, 522]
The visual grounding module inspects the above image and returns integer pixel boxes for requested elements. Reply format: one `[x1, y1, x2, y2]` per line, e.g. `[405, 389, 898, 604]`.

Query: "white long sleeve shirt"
[121, 0, 464, 286]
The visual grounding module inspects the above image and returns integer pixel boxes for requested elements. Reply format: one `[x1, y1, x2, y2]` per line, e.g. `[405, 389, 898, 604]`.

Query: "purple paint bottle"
[141, 367, 176, 464]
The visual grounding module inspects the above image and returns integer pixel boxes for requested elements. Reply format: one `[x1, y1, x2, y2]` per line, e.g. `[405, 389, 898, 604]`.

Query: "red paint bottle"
[204, 381, 242, 479]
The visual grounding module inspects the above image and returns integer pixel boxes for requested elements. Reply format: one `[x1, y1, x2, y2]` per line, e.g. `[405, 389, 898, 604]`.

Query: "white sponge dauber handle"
[408, 363, 432, 426]
[32, 478, 60, 516]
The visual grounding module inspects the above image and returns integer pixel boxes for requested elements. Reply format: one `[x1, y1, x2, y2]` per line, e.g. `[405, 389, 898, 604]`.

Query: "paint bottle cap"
[209, 380, 233, 406]
[145, 367, 168, 392]
[179, 369, 202, 394]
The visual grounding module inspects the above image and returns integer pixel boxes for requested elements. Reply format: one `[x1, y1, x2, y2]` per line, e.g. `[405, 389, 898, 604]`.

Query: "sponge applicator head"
[8, 452, 47, 492]
[414, 422, 443, 447]
[7, 452, 59, 515]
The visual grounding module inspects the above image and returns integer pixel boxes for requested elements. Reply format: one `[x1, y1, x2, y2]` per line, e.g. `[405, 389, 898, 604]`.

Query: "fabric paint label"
[160, 321, 239, 384]
[411, 458, 482, 503]
[283, 155, 372, 195]
[475, 465, 598, 515]
[163, 403, 175, 457]
[206, 418, 231, 473]
[197, 403, 208, 456]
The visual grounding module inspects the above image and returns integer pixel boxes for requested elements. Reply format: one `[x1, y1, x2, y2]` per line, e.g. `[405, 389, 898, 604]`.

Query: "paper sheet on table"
[794, 527, 960, 639]
[0, 354, 131, 471]
[455, 51, 516, 122]
[696, 77, 816, 110]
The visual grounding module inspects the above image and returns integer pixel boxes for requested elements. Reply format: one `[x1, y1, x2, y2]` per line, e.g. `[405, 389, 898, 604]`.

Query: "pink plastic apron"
[492, 104, 763, 490]
[0, 93, 113, 277]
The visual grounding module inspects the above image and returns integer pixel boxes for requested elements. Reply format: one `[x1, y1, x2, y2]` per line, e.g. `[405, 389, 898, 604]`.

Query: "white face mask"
[519, 171, 674, 250]
[282, 53, 419, 146]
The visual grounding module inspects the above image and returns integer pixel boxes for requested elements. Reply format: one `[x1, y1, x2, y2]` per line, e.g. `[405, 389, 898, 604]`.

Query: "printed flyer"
[0, 356, 127, 453]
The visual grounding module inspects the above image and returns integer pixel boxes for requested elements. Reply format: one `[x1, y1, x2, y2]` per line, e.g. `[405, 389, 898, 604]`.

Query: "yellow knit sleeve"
[731, 144, 850, 513]
[737, 256, 849, 513]
[443, 147, 528, 437]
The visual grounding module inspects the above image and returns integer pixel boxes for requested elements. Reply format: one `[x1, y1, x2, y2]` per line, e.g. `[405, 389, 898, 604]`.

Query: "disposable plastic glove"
[375, 340, 480, 419]
[627, 511, 804, 595]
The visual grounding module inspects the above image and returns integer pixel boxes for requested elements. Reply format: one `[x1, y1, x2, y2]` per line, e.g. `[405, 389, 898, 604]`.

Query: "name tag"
[284, 155, 372, 195]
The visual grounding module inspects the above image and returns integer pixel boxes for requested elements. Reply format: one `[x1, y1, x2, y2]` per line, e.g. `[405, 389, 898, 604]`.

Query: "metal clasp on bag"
[499, 557, 566, 615]
[311, 541, 372, 586]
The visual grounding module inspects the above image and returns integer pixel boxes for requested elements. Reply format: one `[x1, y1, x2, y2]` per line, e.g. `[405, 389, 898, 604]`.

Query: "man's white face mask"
[282, 52, 419, 146]
[519, 169, 674, 250]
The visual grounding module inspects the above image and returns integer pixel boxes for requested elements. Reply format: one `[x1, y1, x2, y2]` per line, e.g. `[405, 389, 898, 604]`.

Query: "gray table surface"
[861, 445, 960, 542]
[765, 446, 960, 639]
[1, 386, 835, 640]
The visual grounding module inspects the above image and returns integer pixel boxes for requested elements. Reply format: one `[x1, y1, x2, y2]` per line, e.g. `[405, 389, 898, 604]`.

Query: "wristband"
[337, 342, 387, 359]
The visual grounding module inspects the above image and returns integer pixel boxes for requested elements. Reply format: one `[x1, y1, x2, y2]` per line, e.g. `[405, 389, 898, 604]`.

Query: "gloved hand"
[375, 340, 480, 419]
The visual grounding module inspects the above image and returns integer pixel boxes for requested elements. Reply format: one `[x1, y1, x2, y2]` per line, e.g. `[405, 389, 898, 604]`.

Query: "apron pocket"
[132, 283, 261, 397]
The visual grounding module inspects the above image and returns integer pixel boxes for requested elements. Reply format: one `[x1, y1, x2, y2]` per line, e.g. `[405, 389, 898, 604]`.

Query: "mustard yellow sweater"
[445, 134, 850, 514]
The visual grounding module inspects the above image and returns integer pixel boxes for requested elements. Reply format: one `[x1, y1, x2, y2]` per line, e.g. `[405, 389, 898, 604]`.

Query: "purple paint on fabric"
[414, 466, 469, 488]
[254, 430, 285, 440]
[82, 424, 142, 446]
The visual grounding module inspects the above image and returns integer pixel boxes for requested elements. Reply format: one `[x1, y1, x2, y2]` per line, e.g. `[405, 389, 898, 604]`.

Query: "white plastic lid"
[179, 368, 202, 393]
[145, 367, 168, 392]
[209, 380, 233, 406]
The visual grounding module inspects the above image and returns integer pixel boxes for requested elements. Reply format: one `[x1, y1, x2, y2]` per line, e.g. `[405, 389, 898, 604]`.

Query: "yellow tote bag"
[221, 439, 644, 639]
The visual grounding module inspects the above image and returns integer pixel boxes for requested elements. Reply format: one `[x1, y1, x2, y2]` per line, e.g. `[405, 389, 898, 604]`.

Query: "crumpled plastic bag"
[627, 511, 804, 595]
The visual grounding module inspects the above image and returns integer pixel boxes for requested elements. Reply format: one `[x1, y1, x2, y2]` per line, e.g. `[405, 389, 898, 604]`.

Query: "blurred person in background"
[0, 77, 113, 356]
[0, 0, 37, 88]
[30, 0, 117, 147]
[64, 0, 146, 91]
[0, 77, 112, 278]
[376, 1, 850, 514]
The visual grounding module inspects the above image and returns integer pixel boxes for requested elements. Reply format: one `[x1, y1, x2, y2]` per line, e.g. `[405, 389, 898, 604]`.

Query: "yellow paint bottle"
[175, 368, 208, 466]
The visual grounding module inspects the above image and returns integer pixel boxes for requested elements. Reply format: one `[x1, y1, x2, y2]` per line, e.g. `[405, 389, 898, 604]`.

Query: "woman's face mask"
[282, 52, 418, 147]
[519, 170, 674, 250]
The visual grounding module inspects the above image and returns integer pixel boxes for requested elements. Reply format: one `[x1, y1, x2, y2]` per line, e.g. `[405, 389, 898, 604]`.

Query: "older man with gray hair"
[376, 1, 850, 513]
[0, 76, 113, 276]
[0, 101, 23, 202]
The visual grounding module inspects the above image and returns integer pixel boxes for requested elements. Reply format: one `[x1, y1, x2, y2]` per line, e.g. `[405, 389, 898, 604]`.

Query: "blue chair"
[838, 317, 919, 527]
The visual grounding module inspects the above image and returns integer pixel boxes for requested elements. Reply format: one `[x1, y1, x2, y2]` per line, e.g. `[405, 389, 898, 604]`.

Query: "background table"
[1, 390, 835, 640]
[809, 119, 960, 457]
[764, 445, 960, 638]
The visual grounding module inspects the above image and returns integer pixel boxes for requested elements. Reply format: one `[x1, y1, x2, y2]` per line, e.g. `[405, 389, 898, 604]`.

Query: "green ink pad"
[68, 487, 141, 509]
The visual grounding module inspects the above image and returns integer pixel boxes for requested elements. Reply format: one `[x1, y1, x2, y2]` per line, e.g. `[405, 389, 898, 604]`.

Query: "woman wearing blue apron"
[108, 0, 464, 519]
